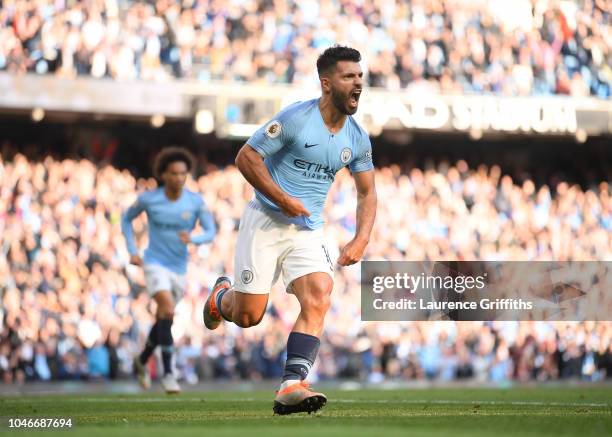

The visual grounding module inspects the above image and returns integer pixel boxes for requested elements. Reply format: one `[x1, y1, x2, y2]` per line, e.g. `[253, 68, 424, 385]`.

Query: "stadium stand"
[1, 141, 610, 384]
[0, 0, 610, 96]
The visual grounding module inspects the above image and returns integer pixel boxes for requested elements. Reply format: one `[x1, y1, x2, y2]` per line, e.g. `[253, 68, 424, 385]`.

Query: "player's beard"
[331, 87, 357, 115]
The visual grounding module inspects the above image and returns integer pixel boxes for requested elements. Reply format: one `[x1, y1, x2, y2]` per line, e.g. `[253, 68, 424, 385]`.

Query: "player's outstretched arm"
[235, 144, 310, 218]
[190, 201, 217, 244]
[337, 169, 377, 266]
[121, 196, 146, 265]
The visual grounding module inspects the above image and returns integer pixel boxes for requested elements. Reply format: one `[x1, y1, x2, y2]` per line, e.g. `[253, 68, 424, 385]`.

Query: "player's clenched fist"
[279, 195, 311, 218]
[337, 238, 367, 266]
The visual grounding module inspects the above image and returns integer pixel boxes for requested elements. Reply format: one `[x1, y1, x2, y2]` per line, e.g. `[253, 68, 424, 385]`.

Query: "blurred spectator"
[0, 0, 609, 97]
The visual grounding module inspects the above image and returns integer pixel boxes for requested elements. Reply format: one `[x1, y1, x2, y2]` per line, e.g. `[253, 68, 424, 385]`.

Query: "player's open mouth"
[349, 89, 362, 108]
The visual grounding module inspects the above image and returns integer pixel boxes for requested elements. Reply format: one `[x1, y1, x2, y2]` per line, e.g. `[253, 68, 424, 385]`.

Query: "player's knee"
[233, 310, 263, 328]
[302, 300, 330, 322]
[301, 283, 332, 316]
[157, 309, 175, 320]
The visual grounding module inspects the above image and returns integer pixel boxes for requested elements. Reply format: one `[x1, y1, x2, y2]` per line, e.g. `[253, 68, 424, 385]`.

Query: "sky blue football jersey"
[121, 188, 216, 274]
[247, 98, 373, 229]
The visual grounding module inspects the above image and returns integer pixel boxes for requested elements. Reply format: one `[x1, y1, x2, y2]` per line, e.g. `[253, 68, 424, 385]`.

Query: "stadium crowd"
[0, 0, 610, 97]
[1, 145, 611, 385]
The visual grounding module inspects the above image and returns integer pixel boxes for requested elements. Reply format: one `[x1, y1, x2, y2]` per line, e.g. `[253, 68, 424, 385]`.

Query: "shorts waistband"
[247, 199, 294, 224]
[247, 199, 316, 231]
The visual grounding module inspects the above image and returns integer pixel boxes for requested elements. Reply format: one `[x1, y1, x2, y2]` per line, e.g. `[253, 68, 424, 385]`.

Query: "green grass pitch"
[2, 387, 611, 436]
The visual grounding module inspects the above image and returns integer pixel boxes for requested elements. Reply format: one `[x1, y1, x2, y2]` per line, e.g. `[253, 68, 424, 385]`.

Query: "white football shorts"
[143, 263, 186, 299]
[233, 200, 335, 294]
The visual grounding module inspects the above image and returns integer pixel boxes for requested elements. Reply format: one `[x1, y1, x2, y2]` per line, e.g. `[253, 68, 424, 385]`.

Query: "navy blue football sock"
[161, 346, 174, 376]
[157, 319, 174, 375]
[215, 287, 231, 321]
[282, 332, 320, 382]
[139, 320, 159, 364]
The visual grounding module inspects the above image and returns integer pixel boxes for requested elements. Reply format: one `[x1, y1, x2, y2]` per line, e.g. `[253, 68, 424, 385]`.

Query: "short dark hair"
[153, 146, 195, 181]
[316, 45, 361, 77]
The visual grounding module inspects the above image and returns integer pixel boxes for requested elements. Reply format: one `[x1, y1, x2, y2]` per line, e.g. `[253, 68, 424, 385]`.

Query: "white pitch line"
[1, 397, 256, 403]
[334, 399, 610, 408]
[2, 397, 609, 408]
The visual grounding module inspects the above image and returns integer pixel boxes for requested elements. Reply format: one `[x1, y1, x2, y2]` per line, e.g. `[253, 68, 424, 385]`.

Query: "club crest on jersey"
[241, 269, 254, 284]
[340, 147, 352, 164]
[181, 211, 192, 220]
[264, 120, 282, 138]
